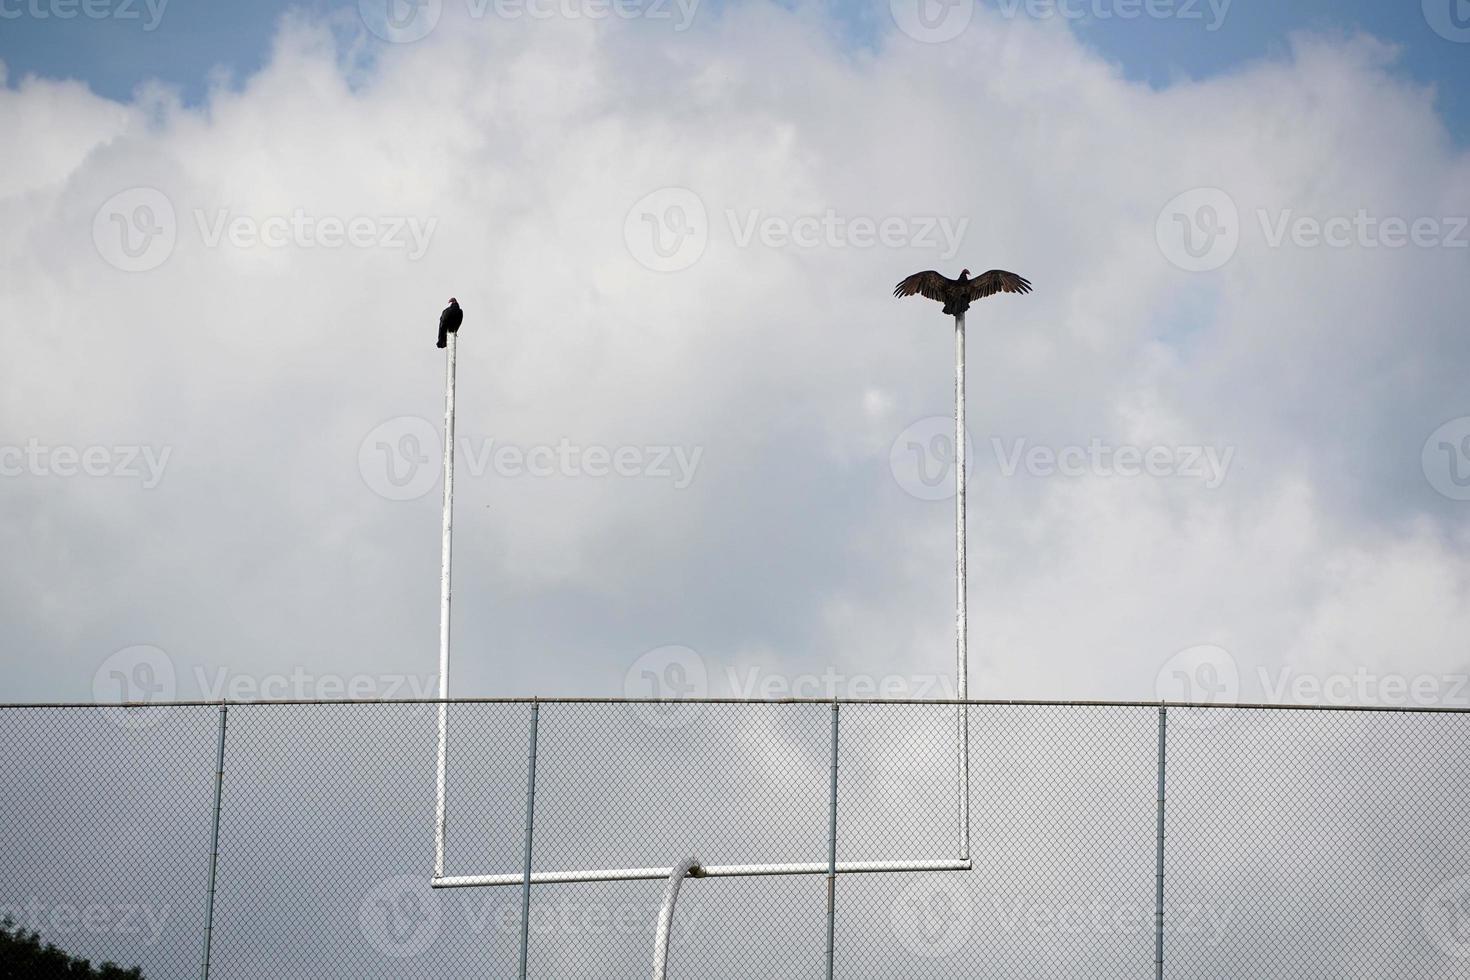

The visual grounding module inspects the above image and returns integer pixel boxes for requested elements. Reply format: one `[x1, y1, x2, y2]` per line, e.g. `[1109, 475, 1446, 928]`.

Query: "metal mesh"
[2, 700, 1467, 979]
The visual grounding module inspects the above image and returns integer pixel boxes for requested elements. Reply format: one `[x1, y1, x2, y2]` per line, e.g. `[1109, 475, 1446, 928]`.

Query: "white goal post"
[429, 315, 975, 891]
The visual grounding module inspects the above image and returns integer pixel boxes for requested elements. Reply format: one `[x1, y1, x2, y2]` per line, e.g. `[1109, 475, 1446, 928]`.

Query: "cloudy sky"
[1, 0, 1468, 713]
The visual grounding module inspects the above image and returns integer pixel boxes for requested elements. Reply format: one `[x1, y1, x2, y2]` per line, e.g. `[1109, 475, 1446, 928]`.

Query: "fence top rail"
[3, 697, 1470, 713]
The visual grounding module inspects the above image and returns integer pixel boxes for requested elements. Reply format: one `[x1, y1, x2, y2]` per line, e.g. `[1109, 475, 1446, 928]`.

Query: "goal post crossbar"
[431, 857, 973, 889]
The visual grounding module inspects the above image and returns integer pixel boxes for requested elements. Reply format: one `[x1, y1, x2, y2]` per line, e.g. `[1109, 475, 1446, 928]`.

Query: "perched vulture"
[436, 298, 463, 349]
[893, 269, 1032, 316]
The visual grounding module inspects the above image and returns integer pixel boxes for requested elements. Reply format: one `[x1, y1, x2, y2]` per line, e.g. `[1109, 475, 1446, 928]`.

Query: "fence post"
[518, 700, 541, 980]
[1155, 705, 1167, 980]
[201, 703, 228, 980]
[825, 700, 840, 980]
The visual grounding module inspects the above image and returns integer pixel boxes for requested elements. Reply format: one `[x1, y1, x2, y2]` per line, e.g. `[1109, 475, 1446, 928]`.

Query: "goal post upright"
[422, 309, 977, 980]
[434, 329, 458, 880]
[955, 311, 971, 864]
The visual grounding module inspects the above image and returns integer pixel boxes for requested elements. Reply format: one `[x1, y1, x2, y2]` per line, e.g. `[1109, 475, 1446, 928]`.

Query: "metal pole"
[518, 700, 540, 980]
[652, 857, 701, 980]
[1155, 705, 1167, 980]
[825, 701, 840, 980]
[200, 704, 227, 980]
[954, 312, 970, 863]
[434, 330, 458, 879]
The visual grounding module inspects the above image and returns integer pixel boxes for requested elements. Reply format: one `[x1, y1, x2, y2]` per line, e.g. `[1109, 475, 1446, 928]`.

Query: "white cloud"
[0, 4, 1465, 716]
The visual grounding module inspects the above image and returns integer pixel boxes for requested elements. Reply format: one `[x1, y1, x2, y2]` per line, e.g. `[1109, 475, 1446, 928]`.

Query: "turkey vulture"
[436, 298, 462, 349]
[893, 269, 1031, 316]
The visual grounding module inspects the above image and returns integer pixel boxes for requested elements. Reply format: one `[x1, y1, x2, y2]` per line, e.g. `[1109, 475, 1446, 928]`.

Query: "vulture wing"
[961, 270, 1032, 299]
[893, 270, 956, 302]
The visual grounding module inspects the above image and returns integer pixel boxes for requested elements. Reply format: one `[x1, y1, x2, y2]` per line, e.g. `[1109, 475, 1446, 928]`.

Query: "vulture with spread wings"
[893, 268, 1032, 316]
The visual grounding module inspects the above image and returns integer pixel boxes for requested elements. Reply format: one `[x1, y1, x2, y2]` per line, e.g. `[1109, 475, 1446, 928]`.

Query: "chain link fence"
[2, 700, 1468, 978]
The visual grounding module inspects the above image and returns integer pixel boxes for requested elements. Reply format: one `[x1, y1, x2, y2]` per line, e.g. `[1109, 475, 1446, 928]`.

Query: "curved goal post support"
[652, 858, 703, 980]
